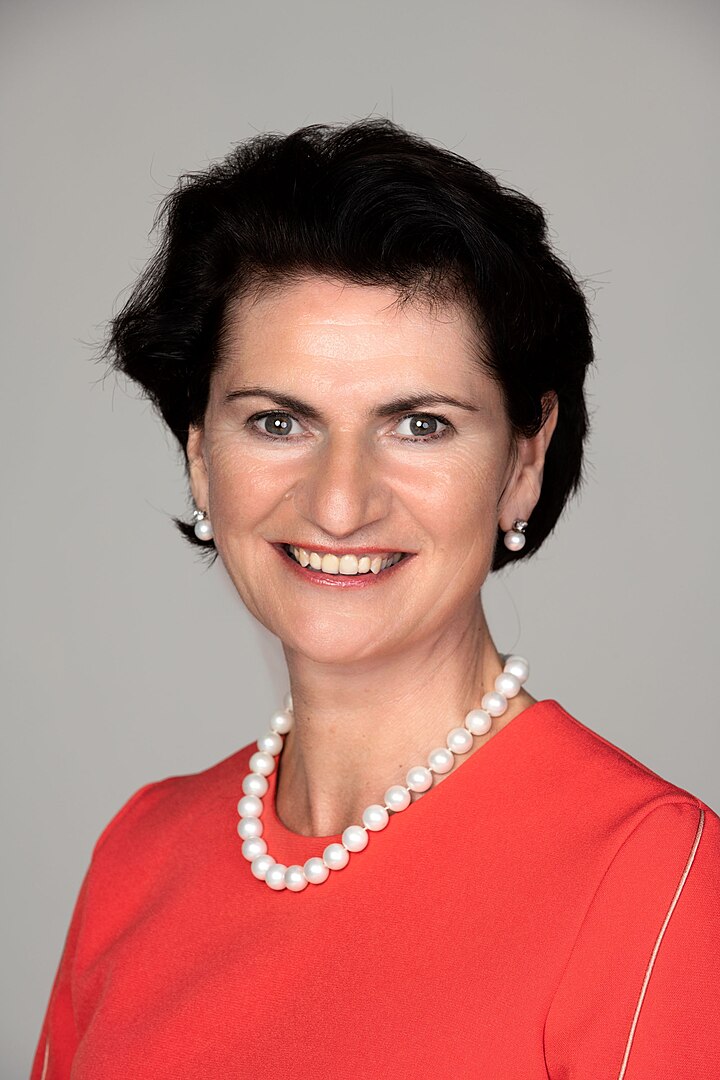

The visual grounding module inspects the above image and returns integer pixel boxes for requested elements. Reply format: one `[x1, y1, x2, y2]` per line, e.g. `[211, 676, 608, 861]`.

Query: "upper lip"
[277, 542, 413, 557]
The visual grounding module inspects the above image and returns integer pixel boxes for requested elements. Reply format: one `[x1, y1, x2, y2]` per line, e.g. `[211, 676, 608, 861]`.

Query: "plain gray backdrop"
[2, 0, 718, 1075]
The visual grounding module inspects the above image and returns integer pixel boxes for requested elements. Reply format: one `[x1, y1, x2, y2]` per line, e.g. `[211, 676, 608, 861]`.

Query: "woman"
[32, 119, 720, 1078]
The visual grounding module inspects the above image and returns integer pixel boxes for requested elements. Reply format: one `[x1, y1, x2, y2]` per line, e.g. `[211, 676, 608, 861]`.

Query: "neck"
[275, 604, 535, 837]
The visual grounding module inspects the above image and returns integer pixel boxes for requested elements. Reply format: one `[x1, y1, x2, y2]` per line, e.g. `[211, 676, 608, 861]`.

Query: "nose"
[293, 430, 390, 540]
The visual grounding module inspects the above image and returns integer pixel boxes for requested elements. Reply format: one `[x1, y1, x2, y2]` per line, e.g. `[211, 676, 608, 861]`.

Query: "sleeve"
[29, 869, 90, 1080]
[543, 799, 720, 1079]
[29, 780, 163, 1079]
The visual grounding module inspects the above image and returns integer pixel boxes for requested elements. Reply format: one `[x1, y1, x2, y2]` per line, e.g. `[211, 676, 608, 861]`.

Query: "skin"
[187, 275, 558, 837]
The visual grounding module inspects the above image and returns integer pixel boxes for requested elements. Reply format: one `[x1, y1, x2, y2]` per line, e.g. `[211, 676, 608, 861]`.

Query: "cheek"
[400, 450, 501, 538]
[206, 445, 284, 520]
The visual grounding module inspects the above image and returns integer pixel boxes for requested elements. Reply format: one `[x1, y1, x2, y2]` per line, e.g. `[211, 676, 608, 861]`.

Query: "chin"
[278, 624, 389, 665]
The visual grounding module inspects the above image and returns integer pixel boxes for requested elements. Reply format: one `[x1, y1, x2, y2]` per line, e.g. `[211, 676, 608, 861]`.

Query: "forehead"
[219, 275, 484, 371]
[212, 277, 509, 422]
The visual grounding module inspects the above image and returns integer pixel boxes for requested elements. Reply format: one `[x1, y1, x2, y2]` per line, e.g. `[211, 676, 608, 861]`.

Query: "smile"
[285, 544, 408, 576]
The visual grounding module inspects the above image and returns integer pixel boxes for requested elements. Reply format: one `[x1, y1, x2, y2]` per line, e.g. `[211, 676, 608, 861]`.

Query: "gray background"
[2, 0, 718, 1074]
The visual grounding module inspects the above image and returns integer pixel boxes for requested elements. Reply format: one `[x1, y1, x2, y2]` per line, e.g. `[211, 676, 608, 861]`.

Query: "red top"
[31, 699, 720, 1078]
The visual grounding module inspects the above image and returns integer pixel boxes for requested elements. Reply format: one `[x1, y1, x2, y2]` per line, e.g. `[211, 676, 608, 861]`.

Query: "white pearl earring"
[503, 518, 528, 552]
[192, 508, 214, 542]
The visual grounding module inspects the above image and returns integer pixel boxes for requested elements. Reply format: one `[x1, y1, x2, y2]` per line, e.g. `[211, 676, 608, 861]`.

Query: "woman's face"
[187, 276, 552, 664]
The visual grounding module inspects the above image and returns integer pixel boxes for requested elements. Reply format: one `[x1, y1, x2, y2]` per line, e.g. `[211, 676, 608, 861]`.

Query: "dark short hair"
[102, 117, 595, 571]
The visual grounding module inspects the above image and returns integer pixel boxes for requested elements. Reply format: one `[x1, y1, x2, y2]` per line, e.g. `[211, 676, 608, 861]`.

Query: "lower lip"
[272, 544, 414, 588]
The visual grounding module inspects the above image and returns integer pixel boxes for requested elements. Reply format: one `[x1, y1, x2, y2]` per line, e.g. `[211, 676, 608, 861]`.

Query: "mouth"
[273, 543, 413, 585]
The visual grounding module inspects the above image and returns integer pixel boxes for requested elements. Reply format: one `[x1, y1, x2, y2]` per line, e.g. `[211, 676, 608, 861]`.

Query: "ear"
[186, 423, 210, 513]
[498, 392, 559, 531]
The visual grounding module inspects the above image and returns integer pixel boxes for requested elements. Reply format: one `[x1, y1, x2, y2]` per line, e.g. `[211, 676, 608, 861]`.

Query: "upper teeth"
[288, 546, 405, 576]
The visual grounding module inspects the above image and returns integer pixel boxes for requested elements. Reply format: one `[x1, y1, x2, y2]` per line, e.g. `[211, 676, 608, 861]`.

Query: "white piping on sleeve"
[40, 1037, 49, 1080]
[617, 807, 705, 1080]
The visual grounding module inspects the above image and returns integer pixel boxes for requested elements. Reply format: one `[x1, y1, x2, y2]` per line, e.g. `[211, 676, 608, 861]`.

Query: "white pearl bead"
[323, 843, 350, 870]
[385, 785, 411, 811]
[265, 863, 288, 890]
[237, 794, 263, 819]
[283, 691, 293, 712]
[248, 750, 275, 776]
[465, 708, 492, 736]
[428, 747, 454, 774]
[362, 804, 390, 831]
[242, 772, 269, 798]
[504, 655, 529, 684]
[481, 690, 508, 717]
[342, 825, 369, 852]
[406, 765, 433, 792]
[495, 671, 521, 698]
[257, 731, 283, 756]
[269, 709, 293, 734]
[304, 857, 330, 884]
[285, 865, 309, 891]
[237, 816, 263, 840]
[447, 727, 474, 755]
[194, 519, 214, 541]
[503, 529, 525, 551]
[250, 853, 274, 880]
[241, 836, 267, 861]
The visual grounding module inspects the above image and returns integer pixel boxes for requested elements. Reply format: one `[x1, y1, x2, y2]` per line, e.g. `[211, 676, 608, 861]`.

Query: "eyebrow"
[223, 387, 482, 421]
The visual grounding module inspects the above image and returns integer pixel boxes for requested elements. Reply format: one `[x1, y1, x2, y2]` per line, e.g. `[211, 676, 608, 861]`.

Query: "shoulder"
[539, 697, 717, 816]
[90, 739, 257, 864]
[542, 703, 720, 1075]
[528, 699, 720, 892]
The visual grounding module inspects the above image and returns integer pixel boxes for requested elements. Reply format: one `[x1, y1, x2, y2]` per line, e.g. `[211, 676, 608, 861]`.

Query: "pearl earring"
[503, 518, 528, 552]
[192, 508, 214, 542]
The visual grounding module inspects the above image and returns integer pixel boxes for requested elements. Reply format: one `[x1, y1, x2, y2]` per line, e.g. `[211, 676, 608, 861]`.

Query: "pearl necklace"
[237, 654, 530, 891]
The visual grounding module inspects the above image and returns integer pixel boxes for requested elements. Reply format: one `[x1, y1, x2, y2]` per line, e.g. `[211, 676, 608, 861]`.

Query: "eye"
[394, 413, 452, 441]
[248, 411, 306, 440]
[247, 410, 453, 443]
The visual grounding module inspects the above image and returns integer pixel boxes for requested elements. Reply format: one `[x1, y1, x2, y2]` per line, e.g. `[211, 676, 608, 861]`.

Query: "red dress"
[31, 699, 720, 1078]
